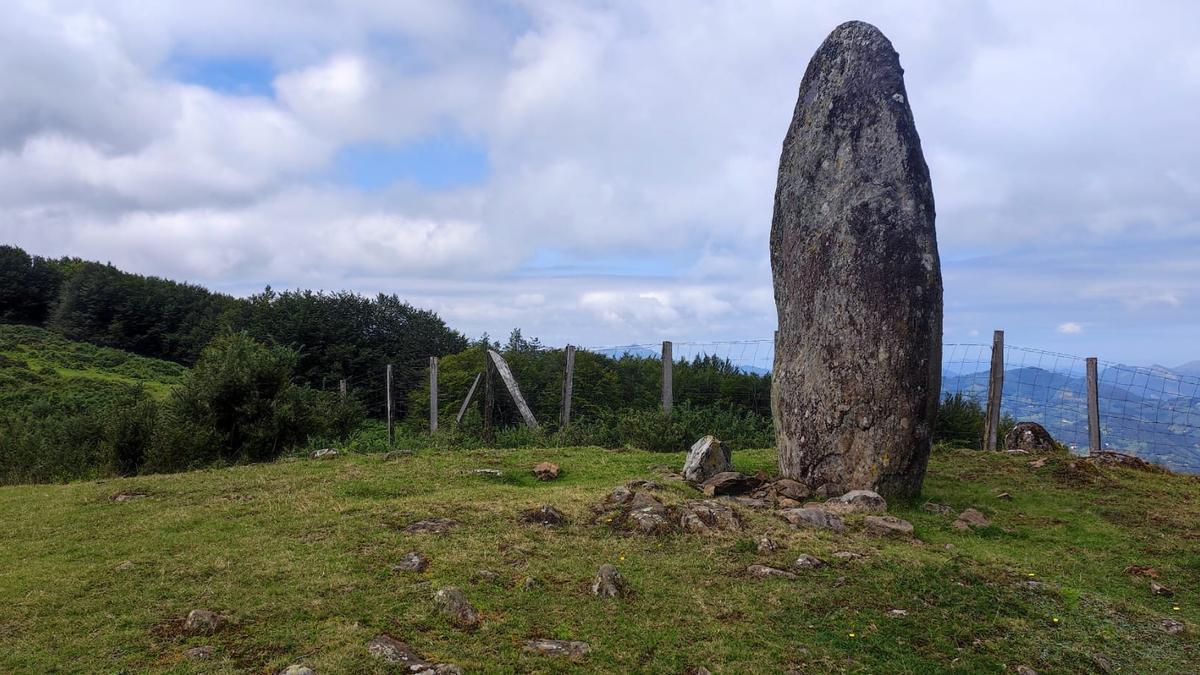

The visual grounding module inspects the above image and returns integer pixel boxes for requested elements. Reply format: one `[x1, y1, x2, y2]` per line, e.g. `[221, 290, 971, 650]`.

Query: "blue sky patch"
[331, 133, 490, 190]
[166, 54, 277, 98]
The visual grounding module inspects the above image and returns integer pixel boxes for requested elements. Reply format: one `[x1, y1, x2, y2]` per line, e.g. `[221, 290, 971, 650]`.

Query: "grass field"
[0, 444, 1196, 673]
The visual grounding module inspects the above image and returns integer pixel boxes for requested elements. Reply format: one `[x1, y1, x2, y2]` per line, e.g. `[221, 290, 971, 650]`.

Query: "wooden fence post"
[455, 372, 482, 426]
[983, 330, 1005, 450]
[429, 356, 439, 434]
[1086, 356, 1102, 453]
[487, 349, 539, 429]
[661, 340, 673, 414]
[386, 364, 395, 447]
[339, 379, 346, 401]
[560, 345, 576, 428]
[482, 357, 495, 444]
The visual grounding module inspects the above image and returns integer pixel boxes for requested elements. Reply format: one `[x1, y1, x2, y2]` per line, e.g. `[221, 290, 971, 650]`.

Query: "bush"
[934, 393, 985, 449]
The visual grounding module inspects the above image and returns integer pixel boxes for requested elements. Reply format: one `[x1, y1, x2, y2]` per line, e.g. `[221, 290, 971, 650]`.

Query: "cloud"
[1, 1, 1199, 364]
[1057, 323, 1084, 335]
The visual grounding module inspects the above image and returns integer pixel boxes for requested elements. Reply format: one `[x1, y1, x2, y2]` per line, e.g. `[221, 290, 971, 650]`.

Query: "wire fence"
[339, 337, 1200, 474]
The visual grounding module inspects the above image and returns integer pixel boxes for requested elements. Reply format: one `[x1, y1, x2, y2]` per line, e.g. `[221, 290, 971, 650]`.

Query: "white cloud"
[1057, 322, 1084, 335]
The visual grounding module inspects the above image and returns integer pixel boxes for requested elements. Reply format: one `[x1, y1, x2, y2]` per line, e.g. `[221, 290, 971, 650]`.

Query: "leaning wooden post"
[338, 379, 347, 401]
[429, 356, 439, 434]
[482, 355, 495, 444]
[661, 340, 673, 414]
[983, 330, 1004, 450]
[386, 364, 395, 447]
[560, 345, 576, 428]
[1086, 356, 1102, 453]
[455, 372, 482, 427]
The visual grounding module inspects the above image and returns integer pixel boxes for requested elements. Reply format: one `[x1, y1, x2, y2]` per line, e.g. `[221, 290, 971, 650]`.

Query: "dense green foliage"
[933, 392, 1017, 450]
[0, 325, 361, 484]
[405, 332, 774, 451]
[0, 244, 468, 417]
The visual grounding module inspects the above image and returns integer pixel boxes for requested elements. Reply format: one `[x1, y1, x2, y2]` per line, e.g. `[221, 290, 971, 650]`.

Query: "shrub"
[934, 393, 985, 448]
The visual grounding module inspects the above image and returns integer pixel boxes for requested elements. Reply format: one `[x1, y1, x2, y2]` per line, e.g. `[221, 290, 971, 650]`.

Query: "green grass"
[0, 445, 1196, 673]
[0, 323, 186, 408]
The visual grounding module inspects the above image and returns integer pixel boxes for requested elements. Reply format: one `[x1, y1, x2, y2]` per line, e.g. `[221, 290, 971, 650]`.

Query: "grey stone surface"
[792, 554, 824, 570]
[682, 435, 732, 483]
[366, 635, 463, 672]
[700, 471, 761, 497]
[392, 551, 430, 573]
[279, 666, 315, 675]
[434, 587, 480, 629]
[525, 639, 591, 658]
[771, 20, 941, 499]
[863, 515, 914, 538]
[1005, 422, 1057, 452]
[825, 489, 888, 514]
[746, 564, 798, 580]
[183, 609, 222, 634]
[678, 499, 741, 534]
[592, 563, 627, 598]
[778, 506, 846, 533]
[520, 505, 566, 526]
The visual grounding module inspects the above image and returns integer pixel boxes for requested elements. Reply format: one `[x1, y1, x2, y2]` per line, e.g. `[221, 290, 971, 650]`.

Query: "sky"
[1, 0, 1198, 367]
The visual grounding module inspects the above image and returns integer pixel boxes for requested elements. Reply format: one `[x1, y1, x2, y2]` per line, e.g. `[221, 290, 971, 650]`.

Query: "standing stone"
[682, 436, 732, 483]
[770, 21, 942, 499]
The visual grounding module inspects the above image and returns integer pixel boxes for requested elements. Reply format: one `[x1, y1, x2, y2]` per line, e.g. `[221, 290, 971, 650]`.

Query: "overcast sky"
[1, 0, 1198, 366]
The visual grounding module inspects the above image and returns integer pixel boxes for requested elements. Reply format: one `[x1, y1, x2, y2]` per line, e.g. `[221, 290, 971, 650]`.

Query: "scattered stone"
[863, 515, 914, 538]
[832, 551, 862, 561]
[1090, 654, 1115, 674]
[309, 448, 338, 460]
[792, 554, 824, 570]
[279, 666, 315, 675]
[473, 569, 501, 584]
[888, 609, 909, 618]
[1150, 581, 1174, 597]
[183, 609, 223, 634]
[473, 469, 502, 477]
[533, 462, 560, 481]
[679, 500, 741, 534]
[626, 479, 662, 490]
[953, 508, 991, 530]
[1086, 451, 1161, 472]
[771, 24, 940, 501]
[383, 449, 411, 460]
[923, 501, 953, 515]
[392, 551, 430, 573]
[434, 587, 480, 629]
[771, 478, 811, 502]
[626, 493, 672, 534]
[184, 646, 213, 660]
[682, 435, 732, 484]
[404, 518, 457, 534]
[824, 490, 887, 514]
[115, 560, 134, 571]
[812, 483, 846, 500]
[525, 639, 591, 658]
[592, 564, 627, 598]
[1017, 666, 1038, 675]
[693, 668, 713, 675]
[756, 536, 779, 553]
[777, 498, 802, 509]
[1005, 422, 1057, 452]
[1028, 458, 1048, 469]
[112, 492, 147, 502]
[734, 496, 770, 508]
[606, 486, 634, 505]
[1161, 619, 1184, 635]
[700, 471, 761, 497]
[367, 635, 462, 672]
[521, 505, 567, 526]
[997, 492, 1013, 501]
[747, 564, 798, 580]
[778, 507, 846, 533]
[1024, 580, 1044, 590]
[522, 576, 541, 591]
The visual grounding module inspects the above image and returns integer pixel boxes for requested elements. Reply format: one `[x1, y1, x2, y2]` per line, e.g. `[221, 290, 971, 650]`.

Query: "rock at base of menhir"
[1005, 422, 1057, 452]
[682, 436, 732, 483]
[770, 20, 941, 500]
[700, 471, 761, 497]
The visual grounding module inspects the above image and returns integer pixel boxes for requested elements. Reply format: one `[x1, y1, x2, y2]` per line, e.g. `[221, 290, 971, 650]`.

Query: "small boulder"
[1150, 581, 1174, 597]
[606, 486, 634, 505]
[679, 500, 741, 534]
[778, 507, 846, 533]
[888, 609, 909, 618]
[533, 462, 560, 481]
[521, 576, 541, 590]
[592, 564, 627, 598]
[923, 501, 953, 515]
[746, 564, 798, 580]
[863, 515, 914, 538]
[701, 471, 762, 497]
[813, 483, 846, 500]
[404, 518, 457, 534]
[367, 635, 462, 672]
[1161, 619, 1184, 635]
[682, 435, 732, 483]
[472, 569, 501, 584]
[392, 551, 430, 573]
[953, 508, 990, 531]
[279, 666, 315, 675]
[771, 478, 811, 501]
[792, 554, 824, 570]
[756, 536, 779, 553]
[832, 551, 862, 561]
[824, 490, 887, 514]
[777, 498, 802, 509]
[1016, 666, 1038, 675]
[626, 493, 672, 534]
[626, 479, 662, 490]
[309, 448, 338, 460]
[183, 609, 222, 634]
[521, 505, 567, 526]
[115, 560, 135, 571]
[473, 468, 502, 477]
[1005, 422, 1056, 452]
[525, 639, 591, 658]
[184, 646, 213, 660]
[434, 587, 480, 629]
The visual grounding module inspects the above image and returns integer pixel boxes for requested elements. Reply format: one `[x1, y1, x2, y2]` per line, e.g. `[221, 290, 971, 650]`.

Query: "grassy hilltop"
[0, 444, 1196, 673]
